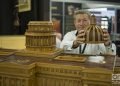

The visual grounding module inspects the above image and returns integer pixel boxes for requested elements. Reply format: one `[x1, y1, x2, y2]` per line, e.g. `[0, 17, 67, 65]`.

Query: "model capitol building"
[84, 15, 105, 43]
[16, 21, 62, 58]
[26, 21, 56, 52]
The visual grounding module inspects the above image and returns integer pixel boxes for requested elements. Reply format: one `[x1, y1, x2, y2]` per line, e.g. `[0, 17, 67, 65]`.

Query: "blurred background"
[0, 0, 120, 56]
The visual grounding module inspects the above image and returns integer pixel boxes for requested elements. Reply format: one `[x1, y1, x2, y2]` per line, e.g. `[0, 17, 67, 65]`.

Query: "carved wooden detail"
[26, 21, 56, 52]
[15, 21, 63, 58]
[84, 15, 105, 43]
[0, 20, 118, 86]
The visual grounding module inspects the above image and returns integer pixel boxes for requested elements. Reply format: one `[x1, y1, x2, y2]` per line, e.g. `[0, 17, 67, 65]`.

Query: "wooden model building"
[84, 15, 105, 43]
[16, 21, 62, 58]
[0, 20, 118, 86]
[26, 21, 56, 52]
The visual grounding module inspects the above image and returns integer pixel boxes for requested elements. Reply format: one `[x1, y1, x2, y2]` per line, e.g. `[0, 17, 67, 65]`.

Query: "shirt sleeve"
[56, 38, 61, 48]
[60, 32, 75, 50]
[98, 43, 116, 55]
[105, 43, 116, 55]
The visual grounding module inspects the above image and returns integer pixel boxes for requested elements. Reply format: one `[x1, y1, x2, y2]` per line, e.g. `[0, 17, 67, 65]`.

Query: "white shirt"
[56, 37, 61, 48]
[60, 30, 116, 55]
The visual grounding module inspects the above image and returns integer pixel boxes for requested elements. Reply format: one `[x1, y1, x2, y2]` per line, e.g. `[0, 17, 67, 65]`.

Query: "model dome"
[84, 15, 105, 43]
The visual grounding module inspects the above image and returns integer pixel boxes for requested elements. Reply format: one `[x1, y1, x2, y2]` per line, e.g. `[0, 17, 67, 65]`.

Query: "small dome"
[84, 15, 105, 43]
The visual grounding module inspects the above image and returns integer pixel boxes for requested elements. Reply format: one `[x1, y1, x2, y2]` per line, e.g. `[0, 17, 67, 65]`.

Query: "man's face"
[74, 14, 90, 31]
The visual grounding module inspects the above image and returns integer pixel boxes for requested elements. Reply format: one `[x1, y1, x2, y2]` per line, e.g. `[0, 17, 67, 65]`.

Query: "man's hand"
[72, 30, 85, 48]
[103, 29, 111, 46]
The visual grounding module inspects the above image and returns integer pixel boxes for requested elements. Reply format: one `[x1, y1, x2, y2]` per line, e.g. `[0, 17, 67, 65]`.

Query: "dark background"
[0, 0, 120, 35]
[0, 0, 50, 35]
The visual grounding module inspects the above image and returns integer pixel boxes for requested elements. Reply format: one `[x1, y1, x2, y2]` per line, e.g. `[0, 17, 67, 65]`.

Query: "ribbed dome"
[84, 15, 104, 43]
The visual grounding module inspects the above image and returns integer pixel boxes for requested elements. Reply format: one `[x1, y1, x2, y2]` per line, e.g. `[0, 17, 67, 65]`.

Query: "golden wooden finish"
[0, 21, 118, 86]
[82, 68, 112, 86]
[0, 61, 36, 86]
[15, 48, 63, 58]
[114, 67, 120, 74]
[55, 55, 86, 62]
[0, 56, 114, 86]
[0, 50, 116, 86]
[25, 21, 56, 52]
[0, 50, 14, 56]
[36, 62, 84, 86]
[84, 15, 105, 43]
[16, 21, 63, 58]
